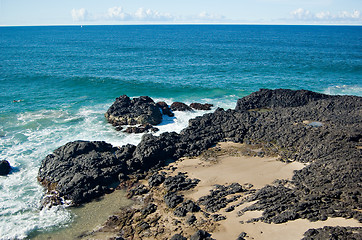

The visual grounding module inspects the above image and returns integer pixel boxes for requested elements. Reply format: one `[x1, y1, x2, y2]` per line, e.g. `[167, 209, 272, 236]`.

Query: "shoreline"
[35, 89, 362, 239]
[41, 142, 361, 239]
[31, 190, 131, 240]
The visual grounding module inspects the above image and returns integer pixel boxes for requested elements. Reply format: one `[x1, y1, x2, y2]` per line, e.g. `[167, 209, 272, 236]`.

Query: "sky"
[0, 0, 362, 26]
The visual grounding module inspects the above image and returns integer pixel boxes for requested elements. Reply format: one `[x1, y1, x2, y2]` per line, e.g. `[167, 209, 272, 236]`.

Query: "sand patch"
[169, 142, 305, 201]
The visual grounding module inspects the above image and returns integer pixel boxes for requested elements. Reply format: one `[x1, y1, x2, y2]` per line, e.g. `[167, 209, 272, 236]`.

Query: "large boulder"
[38, 141, 136, 206]
[0, 160, 11, 176]
[105, 95, 163, 126]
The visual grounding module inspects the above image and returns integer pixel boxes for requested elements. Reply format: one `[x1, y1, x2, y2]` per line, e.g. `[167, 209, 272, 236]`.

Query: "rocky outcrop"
[190, 103, 213, 110]
[198, 183, 244, 213]
[39, 89, 362, 224]
[105, 95, 163, 126]
[235, 88, 331, 111]
[157, 101, 174, 117]
[0, 160, 11, 176]
[38, 141, 136, 206]
[124, 124, 159, 134]
[171, 102, 192, 111]
[302, 226, 362, 240]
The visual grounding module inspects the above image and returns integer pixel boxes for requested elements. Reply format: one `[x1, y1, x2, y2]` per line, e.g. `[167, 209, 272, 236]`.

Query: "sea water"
[0, 25, 361, 239]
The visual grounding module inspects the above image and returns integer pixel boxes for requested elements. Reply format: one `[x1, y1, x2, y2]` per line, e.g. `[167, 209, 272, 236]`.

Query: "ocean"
[0, 25, 361, 239]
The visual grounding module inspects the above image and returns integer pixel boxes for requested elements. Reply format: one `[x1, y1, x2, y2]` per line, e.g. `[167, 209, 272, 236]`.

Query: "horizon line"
[1, 22, 362, 27]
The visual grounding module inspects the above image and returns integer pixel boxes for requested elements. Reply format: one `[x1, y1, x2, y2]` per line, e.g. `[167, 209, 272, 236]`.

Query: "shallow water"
[29, 190, 131, 239]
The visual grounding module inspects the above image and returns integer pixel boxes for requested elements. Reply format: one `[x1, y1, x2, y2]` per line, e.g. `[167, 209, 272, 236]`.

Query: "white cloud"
[107, 6, 129, 20]
[198, 12, 225, 21]
[71, 6, 227, 23]
[133, 8, 173, 21]
[71, 8, 88, 22]
[291, 8, 313, 20]
[291, 8, 361, 23]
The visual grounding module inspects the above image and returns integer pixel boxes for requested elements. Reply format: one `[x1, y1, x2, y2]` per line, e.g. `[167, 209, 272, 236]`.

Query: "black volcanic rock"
[190, 230, 213, 240]
[164, 192, 184, 208]
[105, 95, 163, 126]
[0, 160, 11, 176]
[163, 172, 200, 192]
[235, 88, 330, 111]
[302, 226, 362, 240]
[157, 101, 174, 117]
[171, 102, 193, 111]
[39, 88, 362, 225]
[148, 172, 166, 188]
[190, 103, 213, 110]
[38, 141, 136, 206]
[170, 234, 187, 240]
[124, 124, 159, 134]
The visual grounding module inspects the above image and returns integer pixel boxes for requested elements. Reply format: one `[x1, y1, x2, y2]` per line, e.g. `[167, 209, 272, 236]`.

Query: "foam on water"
[0, 97, 220, 239]
[323, 85, 362, 97]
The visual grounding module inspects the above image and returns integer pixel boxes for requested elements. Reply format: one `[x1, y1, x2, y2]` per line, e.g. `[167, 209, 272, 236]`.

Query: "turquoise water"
[0, 25, 361, 239]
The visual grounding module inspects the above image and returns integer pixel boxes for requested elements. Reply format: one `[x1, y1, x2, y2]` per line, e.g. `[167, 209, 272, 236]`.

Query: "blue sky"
[1, 0, 361, 26]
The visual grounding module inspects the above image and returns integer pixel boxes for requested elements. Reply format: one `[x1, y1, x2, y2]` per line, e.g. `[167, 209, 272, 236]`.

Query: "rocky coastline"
[37, 89, 361, 239]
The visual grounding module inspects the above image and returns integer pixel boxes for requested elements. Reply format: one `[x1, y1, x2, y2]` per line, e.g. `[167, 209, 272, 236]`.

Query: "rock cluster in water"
[105, 95, 213, 133]
[38, 88, 362, 232]
[0, 160, 11, 176]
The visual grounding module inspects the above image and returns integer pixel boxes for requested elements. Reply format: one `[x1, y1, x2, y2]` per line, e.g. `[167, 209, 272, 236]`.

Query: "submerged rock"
[105, 95, 163, 127]
[0, 160, 11, 176]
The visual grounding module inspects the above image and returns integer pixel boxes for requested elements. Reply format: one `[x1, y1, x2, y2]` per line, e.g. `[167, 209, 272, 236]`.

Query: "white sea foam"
[1, 97, 232, 239]
[323, 85, 362, 96]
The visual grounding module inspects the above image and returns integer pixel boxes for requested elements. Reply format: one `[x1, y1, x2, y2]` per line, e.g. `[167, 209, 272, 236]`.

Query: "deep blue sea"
[0, 25, 361, 239]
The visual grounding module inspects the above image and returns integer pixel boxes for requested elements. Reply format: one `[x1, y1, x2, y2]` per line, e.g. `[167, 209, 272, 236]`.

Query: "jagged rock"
[225, 205, 235, 212]
[190, 230, 213, 240]
[105, 95, 163, 127]
[170, 234, 187, 240]
[38, 141, 136, 206]
[198, 183, 245, 213]
[124, 124, 159, 134]
[127, 184, 149, 198]
[148, 172, 166, 188]
[164, 192, 184, 208]
[212, 214, 226, 221]
[302, 226, 362, 240]
[157, 101, 174, 117]
[171, 102, 192, 111]
[186, 215, 197, 225]
[190, 103, 213, 110]
[235, 88, 331, 111]
[163, 172, 200, 192]
[136, 221, 150, 233]
[0, 160, 11, 176]
[174, 200, 200, 217]
[38, 89, 362, 225]
[140, 203, 157, 217]
[236, 232, 247, 240]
